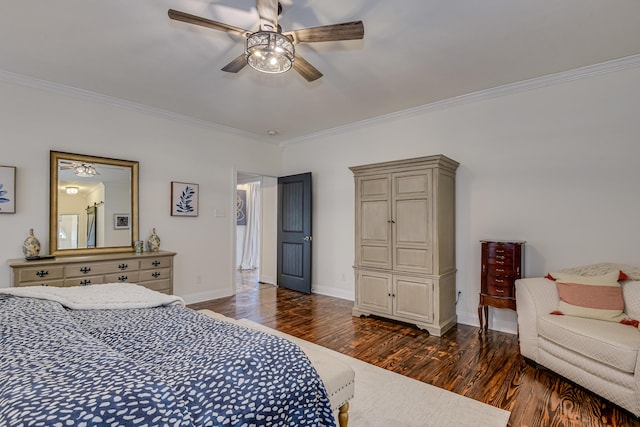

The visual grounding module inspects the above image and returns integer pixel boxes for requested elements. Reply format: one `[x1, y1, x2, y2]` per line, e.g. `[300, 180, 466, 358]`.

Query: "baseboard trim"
[456, 311, 517, 335]
[180, 288, 233, 305]
[312, 284, 354, 301]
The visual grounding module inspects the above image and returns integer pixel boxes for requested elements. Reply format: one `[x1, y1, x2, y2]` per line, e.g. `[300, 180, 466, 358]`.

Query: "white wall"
[281, 65, 640, 334]
[0, 79, 282, 303]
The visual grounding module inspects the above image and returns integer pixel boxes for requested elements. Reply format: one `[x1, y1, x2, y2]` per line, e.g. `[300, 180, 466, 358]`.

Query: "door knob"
[303, 235, 313, 241]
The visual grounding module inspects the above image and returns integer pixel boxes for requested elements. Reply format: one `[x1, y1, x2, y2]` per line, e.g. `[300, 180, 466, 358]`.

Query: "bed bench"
[198, 310, 355, 427]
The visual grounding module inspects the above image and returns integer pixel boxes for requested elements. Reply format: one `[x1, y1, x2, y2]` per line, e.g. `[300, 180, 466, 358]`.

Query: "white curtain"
[240, 182, 261, 270]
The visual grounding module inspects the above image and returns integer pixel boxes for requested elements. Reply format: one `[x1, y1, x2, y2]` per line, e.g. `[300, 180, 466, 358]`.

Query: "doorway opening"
[235, 172, 278, 294]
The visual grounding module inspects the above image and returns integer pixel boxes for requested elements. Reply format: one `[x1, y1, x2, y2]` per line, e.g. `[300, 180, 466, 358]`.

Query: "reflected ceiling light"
[246, 31, 294, 74]
[74, 163, 97, 177]
[65, 186, 79, 195]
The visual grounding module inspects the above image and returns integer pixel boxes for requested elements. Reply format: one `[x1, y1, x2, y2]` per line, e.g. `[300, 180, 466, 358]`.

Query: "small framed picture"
[236, 189, 247, 225]
[171, 182, 199, 217]
[114, 213, 130, 229]
[0, 165, 16, 214]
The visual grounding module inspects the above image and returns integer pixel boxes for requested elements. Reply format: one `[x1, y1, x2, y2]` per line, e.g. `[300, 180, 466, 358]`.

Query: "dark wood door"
[277, 173, 312, 293]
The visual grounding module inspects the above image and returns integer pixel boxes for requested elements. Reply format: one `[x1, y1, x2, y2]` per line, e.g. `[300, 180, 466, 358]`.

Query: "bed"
[0, 283, 339, 426]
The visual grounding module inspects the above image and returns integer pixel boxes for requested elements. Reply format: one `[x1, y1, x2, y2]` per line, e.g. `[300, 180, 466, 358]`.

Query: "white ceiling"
[2, 1, 640, 143]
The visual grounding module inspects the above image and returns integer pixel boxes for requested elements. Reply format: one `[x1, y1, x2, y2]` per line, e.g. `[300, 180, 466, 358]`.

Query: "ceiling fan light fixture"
[246, 31, 294, 74]
[74, 164, 97, 177]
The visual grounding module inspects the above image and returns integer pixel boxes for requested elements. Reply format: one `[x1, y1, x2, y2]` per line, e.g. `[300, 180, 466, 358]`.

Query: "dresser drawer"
[140, 268, 170, 282]
[488, 264, 515, 276]
[489, 275, 515, 286]
[65, 275, 105, 287]
[487, 242, 516, 255]
[104, 272, 141, 284]
[142, 279, 171, 294]
[65, 262, 120, 277]
[15, 280, 66, 288]
[17, 266, 65, 283]
[488, 282, 515, 298]
[141, 257, 172, 270]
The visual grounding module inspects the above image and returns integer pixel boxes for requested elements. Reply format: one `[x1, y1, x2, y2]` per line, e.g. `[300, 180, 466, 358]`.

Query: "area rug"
[237, 318, 511, 427]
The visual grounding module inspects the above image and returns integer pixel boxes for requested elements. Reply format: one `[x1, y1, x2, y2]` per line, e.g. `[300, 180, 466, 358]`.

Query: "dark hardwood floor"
[188, 272, 639, 427]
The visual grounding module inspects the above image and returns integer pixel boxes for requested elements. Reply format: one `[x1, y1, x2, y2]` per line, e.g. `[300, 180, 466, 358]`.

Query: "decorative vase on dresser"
[350, 155, 459, 337]
[148, 228, 161, 252]
[22, 229, 41, 258]
[478, 240, 525, 334]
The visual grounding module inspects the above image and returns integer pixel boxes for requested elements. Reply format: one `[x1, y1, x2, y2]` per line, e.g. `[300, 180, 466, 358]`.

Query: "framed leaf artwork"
[0, 165, 16, 214]
[171, 181, 199, 217]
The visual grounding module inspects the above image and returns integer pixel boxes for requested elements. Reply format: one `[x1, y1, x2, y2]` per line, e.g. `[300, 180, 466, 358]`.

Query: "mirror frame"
[49, 151, 139, 256]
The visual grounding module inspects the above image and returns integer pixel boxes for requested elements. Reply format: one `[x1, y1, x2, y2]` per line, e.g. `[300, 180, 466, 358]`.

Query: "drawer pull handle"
[496, 261, 505, 265]
[118, 263, 128, 270]
[496, 288, 505, 293]
[80, 279, 91, 286]
[496, 279, 504, 283]
[495, 255, 505, 260]
[80, 267, 91, 274]
[36, 270, 49, 278]
[496, 268, 504, 272]
[152, 272, 161, 278]
[118, 275, 128, 282]
[152, 261, 161, 267]
[496, 249, 505, 253]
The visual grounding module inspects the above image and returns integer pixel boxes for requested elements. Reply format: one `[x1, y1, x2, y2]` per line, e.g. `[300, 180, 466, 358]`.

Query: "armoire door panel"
[394, 199, 429, 244]
[394, 172, 430, 197]
[394, 248, 432, 272]
[357, 270, 392, 314]
[360, 245, 391, 268]
[359, 176, 390, 199]
[394, 276, 433, 323]
[361, 200, 390, 242]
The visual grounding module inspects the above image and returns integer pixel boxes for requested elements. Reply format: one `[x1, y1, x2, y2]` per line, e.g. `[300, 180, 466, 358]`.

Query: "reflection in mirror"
[50, 151, 138, 255]
[58, 214, 79, 249]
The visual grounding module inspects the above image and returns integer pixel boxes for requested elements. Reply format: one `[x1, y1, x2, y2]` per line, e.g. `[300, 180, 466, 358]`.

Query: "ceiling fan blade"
[292, 55, 323, 82]
[168, 9, 250, 38]
[256, 0, 279, 32]
[221, 54, 248, 73]
[284, 21, 364, 44]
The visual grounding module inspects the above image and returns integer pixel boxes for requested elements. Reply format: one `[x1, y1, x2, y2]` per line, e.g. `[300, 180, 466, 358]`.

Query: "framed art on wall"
[171, 181, 199, 217]
[114, 213, 131, 229]
[0, 165, 16, 214]
[236, 189, 247, 225]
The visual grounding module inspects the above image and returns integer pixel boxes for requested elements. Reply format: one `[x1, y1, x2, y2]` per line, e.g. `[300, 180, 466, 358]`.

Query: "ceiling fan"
[59, 161, 101, 177]
[168, 0, 364, 82]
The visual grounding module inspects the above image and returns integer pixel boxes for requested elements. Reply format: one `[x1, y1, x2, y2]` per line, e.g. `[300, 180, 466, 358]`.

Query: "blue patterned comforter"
[0, 295, 335, 427]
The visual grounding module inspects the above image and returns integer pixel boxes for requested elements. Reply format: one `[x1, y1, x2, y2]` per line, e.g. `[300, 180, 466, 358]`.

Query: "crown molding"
[280, 53, 640, 147]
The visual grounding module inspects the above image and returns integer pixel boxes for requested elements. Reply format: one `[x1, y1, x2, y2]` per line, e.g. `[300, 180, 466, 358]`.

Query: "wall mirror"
[49, 151, 139, 255]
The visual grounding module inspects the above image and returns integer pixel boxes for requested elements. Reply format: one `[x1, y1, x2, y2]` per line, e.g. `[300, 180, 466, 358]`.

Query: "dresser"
[478, 240, 525, 334]
[351, 155, 459, 336]
[9, 250, 176, 294]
